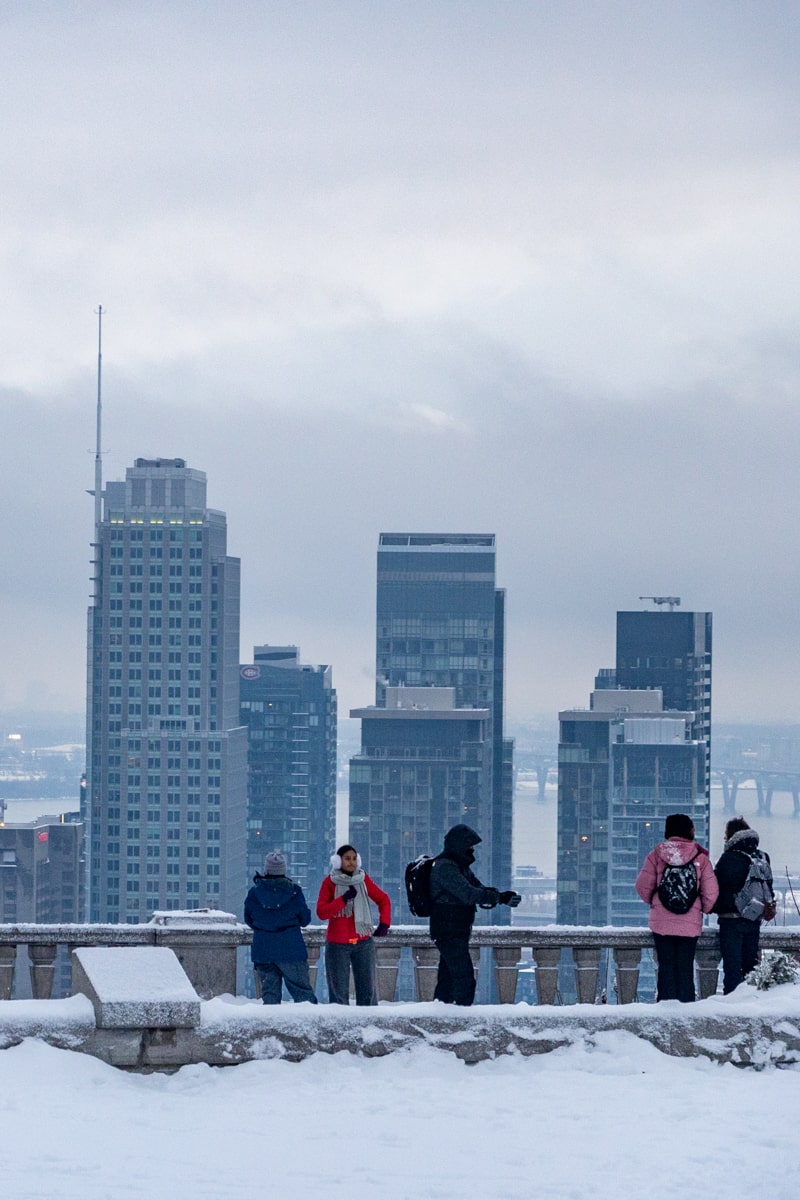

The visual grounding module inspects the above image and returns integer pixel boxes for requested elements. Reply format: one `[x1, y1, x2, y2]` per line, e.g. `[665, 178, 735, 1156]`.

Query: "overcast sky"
[2, 1, 799, 727]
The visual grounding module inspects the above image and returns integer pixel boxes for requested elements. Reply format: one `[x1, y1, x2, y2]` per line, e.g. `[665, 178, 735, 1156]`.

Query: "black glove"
[499, 890, 522, 907]
[373, 923, 390, 938]
[341, 885, 357, 903]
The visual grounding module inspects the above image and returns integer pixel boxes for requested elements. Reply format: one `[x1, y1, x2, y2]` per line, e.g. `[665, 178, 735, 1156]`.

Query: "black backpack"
[657, 853, 699, 915]
[405, 854, 438, 917]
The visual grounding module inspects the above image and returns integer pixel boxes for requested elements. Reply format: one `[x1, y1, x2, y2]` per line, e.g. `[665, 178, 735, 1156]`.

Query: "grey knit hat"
[264, 850, 287, 876]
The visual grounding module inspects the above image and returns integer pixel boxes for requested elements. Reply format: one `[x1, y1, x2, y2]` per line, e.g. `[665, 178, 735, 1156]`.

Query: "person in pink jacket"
[635, 813, 719, 1002]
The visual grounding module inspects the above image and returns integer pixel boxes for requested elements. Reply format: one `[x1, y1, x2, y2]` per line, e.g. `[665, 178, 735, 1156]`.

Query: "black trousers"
[433, 937, 476, 1006]
[652, 933, 698, 1002]
[718, 917, 761, 994]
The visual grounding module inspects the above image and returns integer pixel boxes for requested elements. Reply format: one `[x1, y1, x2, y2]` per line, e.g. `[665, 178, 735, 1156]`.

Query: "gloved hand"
[373, 923, 390, 938]
[499, 890, 522, 907]
[341, 885, 357, 902]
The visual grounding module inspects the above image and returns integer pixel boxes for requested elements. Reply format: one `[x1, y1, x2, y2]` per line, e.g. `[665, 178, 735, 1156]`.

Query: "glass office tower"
[85, 458, 247, 922]
[615, 609, 712, 799]
[370, 533, 513, 896]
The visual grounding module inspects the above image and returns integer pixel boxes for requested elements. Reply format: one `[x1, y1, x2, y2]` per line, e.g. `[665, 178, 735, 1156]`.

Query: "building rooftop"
[378, 533, 495, 548]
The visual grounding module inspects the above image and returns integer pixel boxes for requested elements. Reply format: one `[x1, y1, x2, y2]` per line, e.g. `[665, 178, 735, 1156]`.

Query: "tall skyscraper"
[614, 608, 712, 797]
[359, 533, 513, 898]
[85, 458, 247, 923]
[557, 605, 712, 930]
[239, 645, 337, 891]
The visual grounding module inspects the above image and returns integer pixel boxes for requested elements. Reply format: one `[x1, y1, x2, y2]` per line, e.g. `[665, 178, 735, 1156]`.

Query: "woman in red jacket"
[316, 844, 391, 1005]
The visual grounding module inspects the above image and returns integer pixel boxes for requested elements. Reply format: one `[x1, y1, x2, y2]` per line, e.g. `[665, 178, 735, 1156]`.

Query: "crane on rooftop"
[639, 595, 681, 611]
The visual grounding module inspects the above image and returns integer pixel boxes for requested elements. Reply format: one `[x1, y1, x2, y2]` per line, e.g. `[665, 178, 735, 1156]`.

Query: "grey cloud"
[3, 341, 799, 722]
[1, 2, 799, 724]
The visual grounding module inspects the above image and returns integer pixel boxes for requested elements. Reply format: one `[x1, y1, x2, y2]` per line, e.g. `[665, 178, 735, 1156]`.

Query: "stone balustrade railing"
[2, 918, 799, 1005]
[0, 914, 252, 1001]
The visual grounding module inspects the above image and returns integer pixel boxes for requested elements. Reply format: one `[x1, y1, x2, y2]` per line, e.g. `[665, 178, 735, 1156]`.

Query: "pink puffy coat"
[635, 837, 719, 937]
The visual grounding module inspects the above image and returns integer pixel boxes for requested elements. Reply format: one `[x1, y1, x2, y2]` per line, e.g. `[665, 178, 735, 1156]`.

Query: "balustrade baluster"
[306, 944, 321, 993]
[695, 944, 721, 999]
[572, 946, 601, 1004]
[411, 945, 440, 1001]
[492, 945, 521, 1004]
[532, 946, 562, 1004]
[375, 942, 402, 1002]
[29, 943, 57, 1000]
[0, 944, 16, 1000]
[613, 946, 642, 1004]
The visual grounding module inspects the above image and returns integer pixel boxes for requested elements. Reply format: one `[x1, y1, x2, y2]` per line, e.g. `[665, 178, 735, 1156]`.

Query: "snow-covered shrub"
[745, 950, 800, 990]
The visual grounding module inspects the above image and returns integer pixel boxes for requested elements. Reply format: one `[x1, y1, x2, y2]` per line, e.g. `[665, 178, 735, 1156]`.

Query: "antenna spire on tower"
[93, 305, 103, 539]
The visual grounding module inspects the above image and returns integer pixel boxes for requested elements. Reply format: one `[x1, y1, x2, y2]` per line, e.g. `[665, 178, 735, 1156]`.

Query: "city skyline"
[3, 4, 800, 726]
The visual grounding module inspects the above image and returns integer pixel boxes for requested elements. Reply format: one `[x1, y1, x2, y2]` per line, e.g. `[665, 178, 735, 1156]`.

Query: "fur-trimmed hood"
[724, 827, 760, 854]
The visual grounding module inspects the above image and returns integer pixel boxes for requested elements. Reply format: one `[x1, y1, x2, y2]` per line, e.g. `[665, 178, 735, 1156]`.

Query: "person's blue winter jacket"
[244, 875, 312, 963]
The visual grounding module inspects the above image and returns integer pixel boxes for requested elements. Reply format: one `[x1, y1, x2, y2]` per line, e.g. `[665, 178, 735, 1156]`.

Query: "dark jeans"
[325, 938, 377, 1005]
[652, 933, 698, 1002]
[255, 960, 317, 1005]
[718, 917, 761, 994]
[434, 937, 476, 1006]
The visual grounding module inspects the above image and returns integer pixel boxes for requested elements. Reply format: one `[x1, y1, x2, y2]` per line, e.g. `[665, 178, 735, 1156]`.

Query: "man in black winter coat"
[714, 817, 775, 994]
[429, 823, 520, 1005]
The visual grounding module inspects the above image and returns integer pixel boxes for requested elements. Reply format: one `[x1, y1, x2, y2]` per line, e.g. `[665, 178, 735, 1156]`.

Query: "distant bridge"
[516, 756, 557, 801]
[710, 766, 800, 816]
[518, 759, 800, 816]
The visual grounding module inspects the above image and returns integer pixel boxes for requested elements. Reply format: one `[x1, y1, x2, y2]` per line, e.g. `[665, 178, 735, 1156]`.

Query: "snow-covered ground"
[2, 1030, 798, 1200]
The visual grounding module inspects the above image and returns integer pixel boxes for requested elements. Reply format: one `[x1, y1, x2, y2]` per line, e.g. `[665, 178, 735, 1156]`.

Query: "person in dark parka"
[244, 850, 317, 1004]
[428, 823, 521, 1006]
[714, 817, 776, 994]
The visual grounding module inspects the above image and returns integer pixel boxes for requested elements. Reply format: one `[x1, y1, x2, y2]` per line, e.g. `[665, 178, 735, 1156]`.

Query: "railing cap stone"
[149, 909, 240, 928]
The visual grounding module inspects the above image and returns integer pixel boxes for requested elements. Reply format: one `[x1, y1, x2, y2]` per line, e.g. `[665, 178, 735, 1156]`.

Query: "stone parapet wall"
[1, 992, 798, 1071]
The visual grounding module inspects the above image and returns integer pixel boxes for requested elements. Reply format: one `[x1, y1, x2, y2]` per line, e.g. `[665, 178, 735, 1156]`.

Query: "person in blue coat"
[244, 850, 318, 1004]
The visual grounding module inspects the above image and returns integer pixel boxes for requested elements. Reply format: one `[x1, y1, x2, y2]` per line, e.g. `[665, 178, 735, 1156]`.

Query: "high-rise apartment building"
[558, 606, 712, 931]
[239, 645, 337, 891]
[557, 689, 706, 927]
[363, 533, 513, 896]
[85, 458, 247, 923]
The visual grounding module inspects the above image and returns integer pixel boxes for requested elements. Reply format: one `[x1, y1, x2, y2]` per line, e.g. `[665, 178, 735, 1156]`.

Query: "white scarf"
[329, 867, 374, 937]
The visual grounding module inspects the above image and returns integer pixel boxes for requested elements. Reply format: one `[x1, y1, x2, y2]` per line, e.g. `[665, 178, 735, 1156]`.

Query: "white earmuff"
[330, 851, 362, 869]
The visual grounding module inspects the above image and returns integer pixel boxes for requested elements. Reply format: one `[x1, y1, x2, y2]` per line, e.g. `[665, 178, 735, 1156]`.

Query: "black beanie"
[664, 813, 694, 839]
